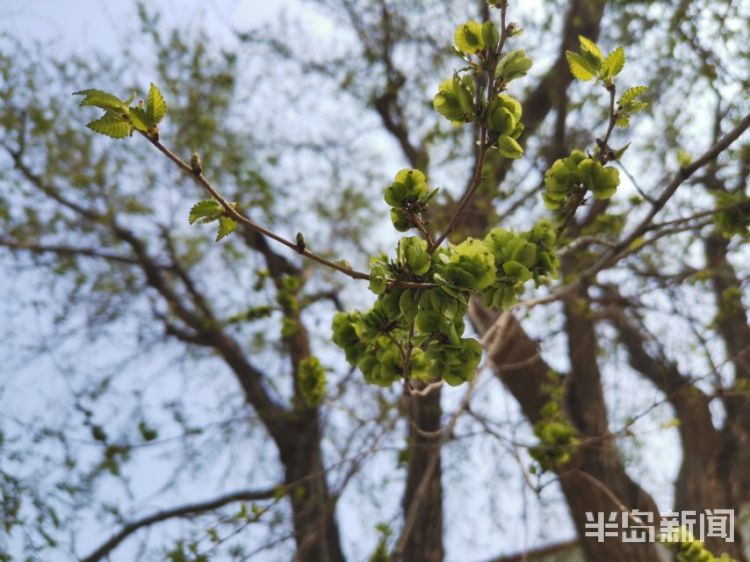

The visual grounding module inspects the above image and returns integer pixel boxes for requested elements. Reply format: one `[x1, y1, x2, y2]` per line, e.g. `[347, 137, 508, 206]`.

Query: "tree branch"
[0, 237, 147, 267]
[81, 487, 278, 562]
[143, 134, 433, 290]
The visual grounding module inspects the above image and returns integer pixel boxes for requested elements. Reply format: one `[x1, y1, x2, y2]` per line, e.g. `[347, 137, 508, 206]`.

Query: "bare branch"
[81, 487, 279, 562]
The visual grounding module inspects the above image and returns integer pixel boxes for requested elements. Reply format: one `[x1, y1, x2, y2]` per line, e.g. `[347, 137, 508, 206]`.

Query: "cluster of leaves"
[333, 234, 484, 387]
[660, 527, 738, 562]
[74, 83, 167, 138]
[298, 357, 327, 407]
[332, 289, 482, 387]
[565, 35, 647, 127]
[333, 168, 559, 388]
[542, 36, 649, 213]
[432, 19, 529, 160]
[713, 191, 750, 238]
[529, 373, 579, 472]
[480, 221, 559, 308]
[543, 149, 621, 211]
[189, 199, 238, 242]
[565, 36, 625, 86]
[384, 169, 438, 232]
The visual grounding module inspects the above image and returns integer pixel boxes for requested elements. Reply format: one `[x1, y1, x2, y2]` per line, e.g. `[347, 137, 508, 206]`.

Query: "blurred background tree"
[0, 1, 748, 561]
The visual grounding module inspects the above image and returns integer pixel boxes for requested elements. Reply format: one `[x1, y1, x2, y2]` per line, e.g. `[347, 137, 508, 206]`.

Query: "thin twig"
[142, 133, 435, 290]
[430, 4, 509, 251]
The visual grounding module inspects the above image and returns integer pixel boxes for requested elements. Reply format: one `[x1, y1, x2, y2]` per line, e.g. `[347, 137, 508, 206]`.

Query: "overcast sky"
[1, 0, 290, 53]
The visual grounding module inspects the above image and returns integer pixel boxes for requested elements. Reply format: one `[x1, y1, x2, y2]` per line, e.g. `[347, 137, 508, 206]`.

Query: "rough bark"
[279, 411, 347, 562]
[400, 389, 444, 562]
[706, 232, 750, 558]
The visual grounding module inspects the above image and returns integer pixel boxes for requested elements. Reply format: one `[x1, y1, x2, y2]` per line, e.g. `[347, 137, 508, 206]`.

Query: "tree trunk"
[705, 232, 750, 560]
[279, 411, 346, 562]
[401, 389, 444, 562]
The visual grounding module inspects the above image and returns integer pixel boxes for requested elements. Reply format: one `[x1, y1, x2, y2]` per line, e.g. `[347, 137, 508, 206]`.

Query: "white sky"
[1, 0, 291, 53]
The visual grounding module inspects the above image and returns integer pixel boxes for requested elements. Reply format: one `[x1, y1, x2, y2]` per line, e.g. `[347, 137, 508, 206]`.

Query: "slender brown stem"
[410, 214, 435, 248]
[599, 83, 618, 156]
[556, 84, 618, 241]
[430, 4, 510, 251]
[142, 133, 435, 290]
[431, 124, 488, 251]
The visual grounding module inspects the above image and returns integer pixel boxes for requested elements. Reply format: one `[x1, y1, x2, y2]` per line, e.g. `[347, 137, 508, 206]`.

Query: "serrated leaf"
[602, 47, 625, 78]
[128, 107, 150, 133]
[216, 216, 237, 241]
[565, 51, 597, 81]
[147, 83, 167, 125]
[74, 89, 128, 113]
[86, 112, 131, 139]
[189, 199, 223, 224]
[618, 85, 648, 107]
[578, 36, 603, 61]
[615, 115, 631, 128]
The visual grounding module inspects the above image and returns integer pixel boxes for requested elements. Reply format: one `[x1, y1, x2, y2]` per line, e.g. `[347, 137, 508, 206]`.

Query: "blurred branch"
[81, 487, 279, 562]
[0, 237, 147, 267]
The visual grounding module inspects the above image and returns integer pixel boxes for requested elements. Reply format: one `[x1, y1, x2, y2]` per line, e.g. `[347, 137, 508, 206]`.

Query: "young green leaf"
[602, 47, 625, 79]
[578, 36, 603, 61]
[73, 89, 128, 113]
[128, 107, 150, 133]
[146, 83, 167, 126]
[618, 85, 648, 108]
[216, 216, 237, 242]
[565, 51, 598, 81]
[612, 142, 631, 160]
[86, 112, 131, 139]
[189, 199, 224, 225]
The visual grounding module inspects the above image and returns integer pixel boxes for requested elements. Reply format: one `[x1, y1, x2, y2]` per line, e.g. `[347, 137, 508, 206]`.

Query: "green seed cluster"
[661, 527, 737, 562]
[543, 149, 621, 211]
[298, 357, 327, 407]
[713, 191, 750, 239]
[384, 169, 438, 233]
[480, 221, 559, 308]
[332, 171, 559, 388]
[529, 375, 579, 471]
